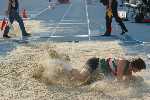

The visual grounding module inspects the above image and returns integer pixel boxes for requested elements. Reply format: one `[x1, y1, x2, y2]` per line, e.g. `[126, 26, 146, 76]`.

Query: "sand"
[0, 40, 150, 100]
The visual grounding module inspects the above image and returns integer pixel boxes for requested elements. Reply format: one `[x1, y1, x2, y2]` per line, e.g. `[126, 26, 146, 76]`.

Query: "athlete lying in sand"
[64, 57, 146, 83]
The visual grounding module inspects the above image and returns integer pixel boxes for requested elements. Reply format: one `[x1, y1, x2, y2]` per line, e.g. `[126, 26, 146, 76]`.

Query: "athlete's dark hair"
[85, 57, 99, 73]
[130, 57, 146, 70]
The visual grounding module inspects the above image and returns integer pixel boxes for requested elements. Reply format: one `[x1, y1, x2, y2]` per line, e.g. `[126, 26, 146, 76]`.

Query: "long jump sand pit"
[0, 41, 149, 100]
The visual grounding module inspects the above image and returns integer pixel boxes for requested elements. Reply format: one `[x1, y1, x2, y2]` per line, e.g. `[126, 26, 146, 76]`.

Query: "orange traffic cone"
[1, 17, 7, 31]
[22, 9, 28, 18]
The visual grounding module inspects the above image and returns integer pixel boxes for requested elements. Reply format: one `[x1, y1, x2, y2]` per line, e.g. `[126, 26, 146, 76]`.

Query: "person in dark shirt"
[101, 0, 128, 36]
[4, 0, 30, 38]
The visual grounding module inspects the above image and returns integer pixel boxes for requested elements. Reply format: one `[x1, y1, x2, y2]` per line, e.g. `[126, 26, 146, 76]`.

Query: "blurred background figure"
[48, 0, 58, 9]
[100, 0, 128, 36]
[21, 8, 28, 18]
[58, 0, 70, 4]
[48, 0, 52, 9]
[3, 0, 30, 38]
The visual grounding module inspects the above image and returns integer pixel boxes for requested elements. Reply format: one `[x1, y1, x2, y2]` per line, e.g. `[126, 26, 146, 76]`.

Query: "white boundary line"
[31, 7, 49, 19]
[59, 22, 87, 25]
[48, 27, 72, 29]
[45, 0, 91, 41]
[50, 3, 73, 37]
[84, 0, 91, 40]
[44, 34, 99, 38]
[61, 19, 82, 22]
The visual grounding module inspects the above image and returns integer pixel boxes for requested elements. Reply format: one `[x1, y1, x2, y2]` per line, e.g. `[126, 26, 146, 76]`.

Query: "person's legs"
[102, 13, 112, 36]
[113, 11, 128, 34]
[15, 12, 30, 36]
[3, 13, 15, 38]
[112, 1, 128, 35]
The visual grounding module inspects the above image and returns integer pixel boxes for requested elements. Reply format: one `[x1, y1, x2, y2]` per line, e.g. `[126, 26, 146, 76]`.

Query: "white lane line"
[31, 7, 49, 18]
[61, 20, 85, 23]
[50, 3, 73, 37]
[74, 35, 88, 37]
[61, 19, 82, 22]
[50, 35, 64, 38]
[47, 1, 89, 40]
[84, 0, 91, 40]
[59, 22, 87, 25]
[48, 27, 72, 29]
[46, 34, 100, 38]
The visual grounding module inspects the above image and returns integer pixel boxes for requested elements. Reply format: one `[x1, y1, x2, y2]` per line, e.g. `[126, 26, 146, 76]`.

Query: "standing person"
[48, 0, 56, 9]
[101, 0, 128, 36]
[48, 0, 51, 8]
[4, 0, 30, 38]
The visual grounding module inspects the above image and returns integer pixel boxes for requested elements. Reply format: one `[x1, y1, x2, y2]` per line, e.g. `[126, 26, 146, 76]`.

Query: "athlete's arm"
[71, 68, 90, 81]
[116, 60, 126, 80]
